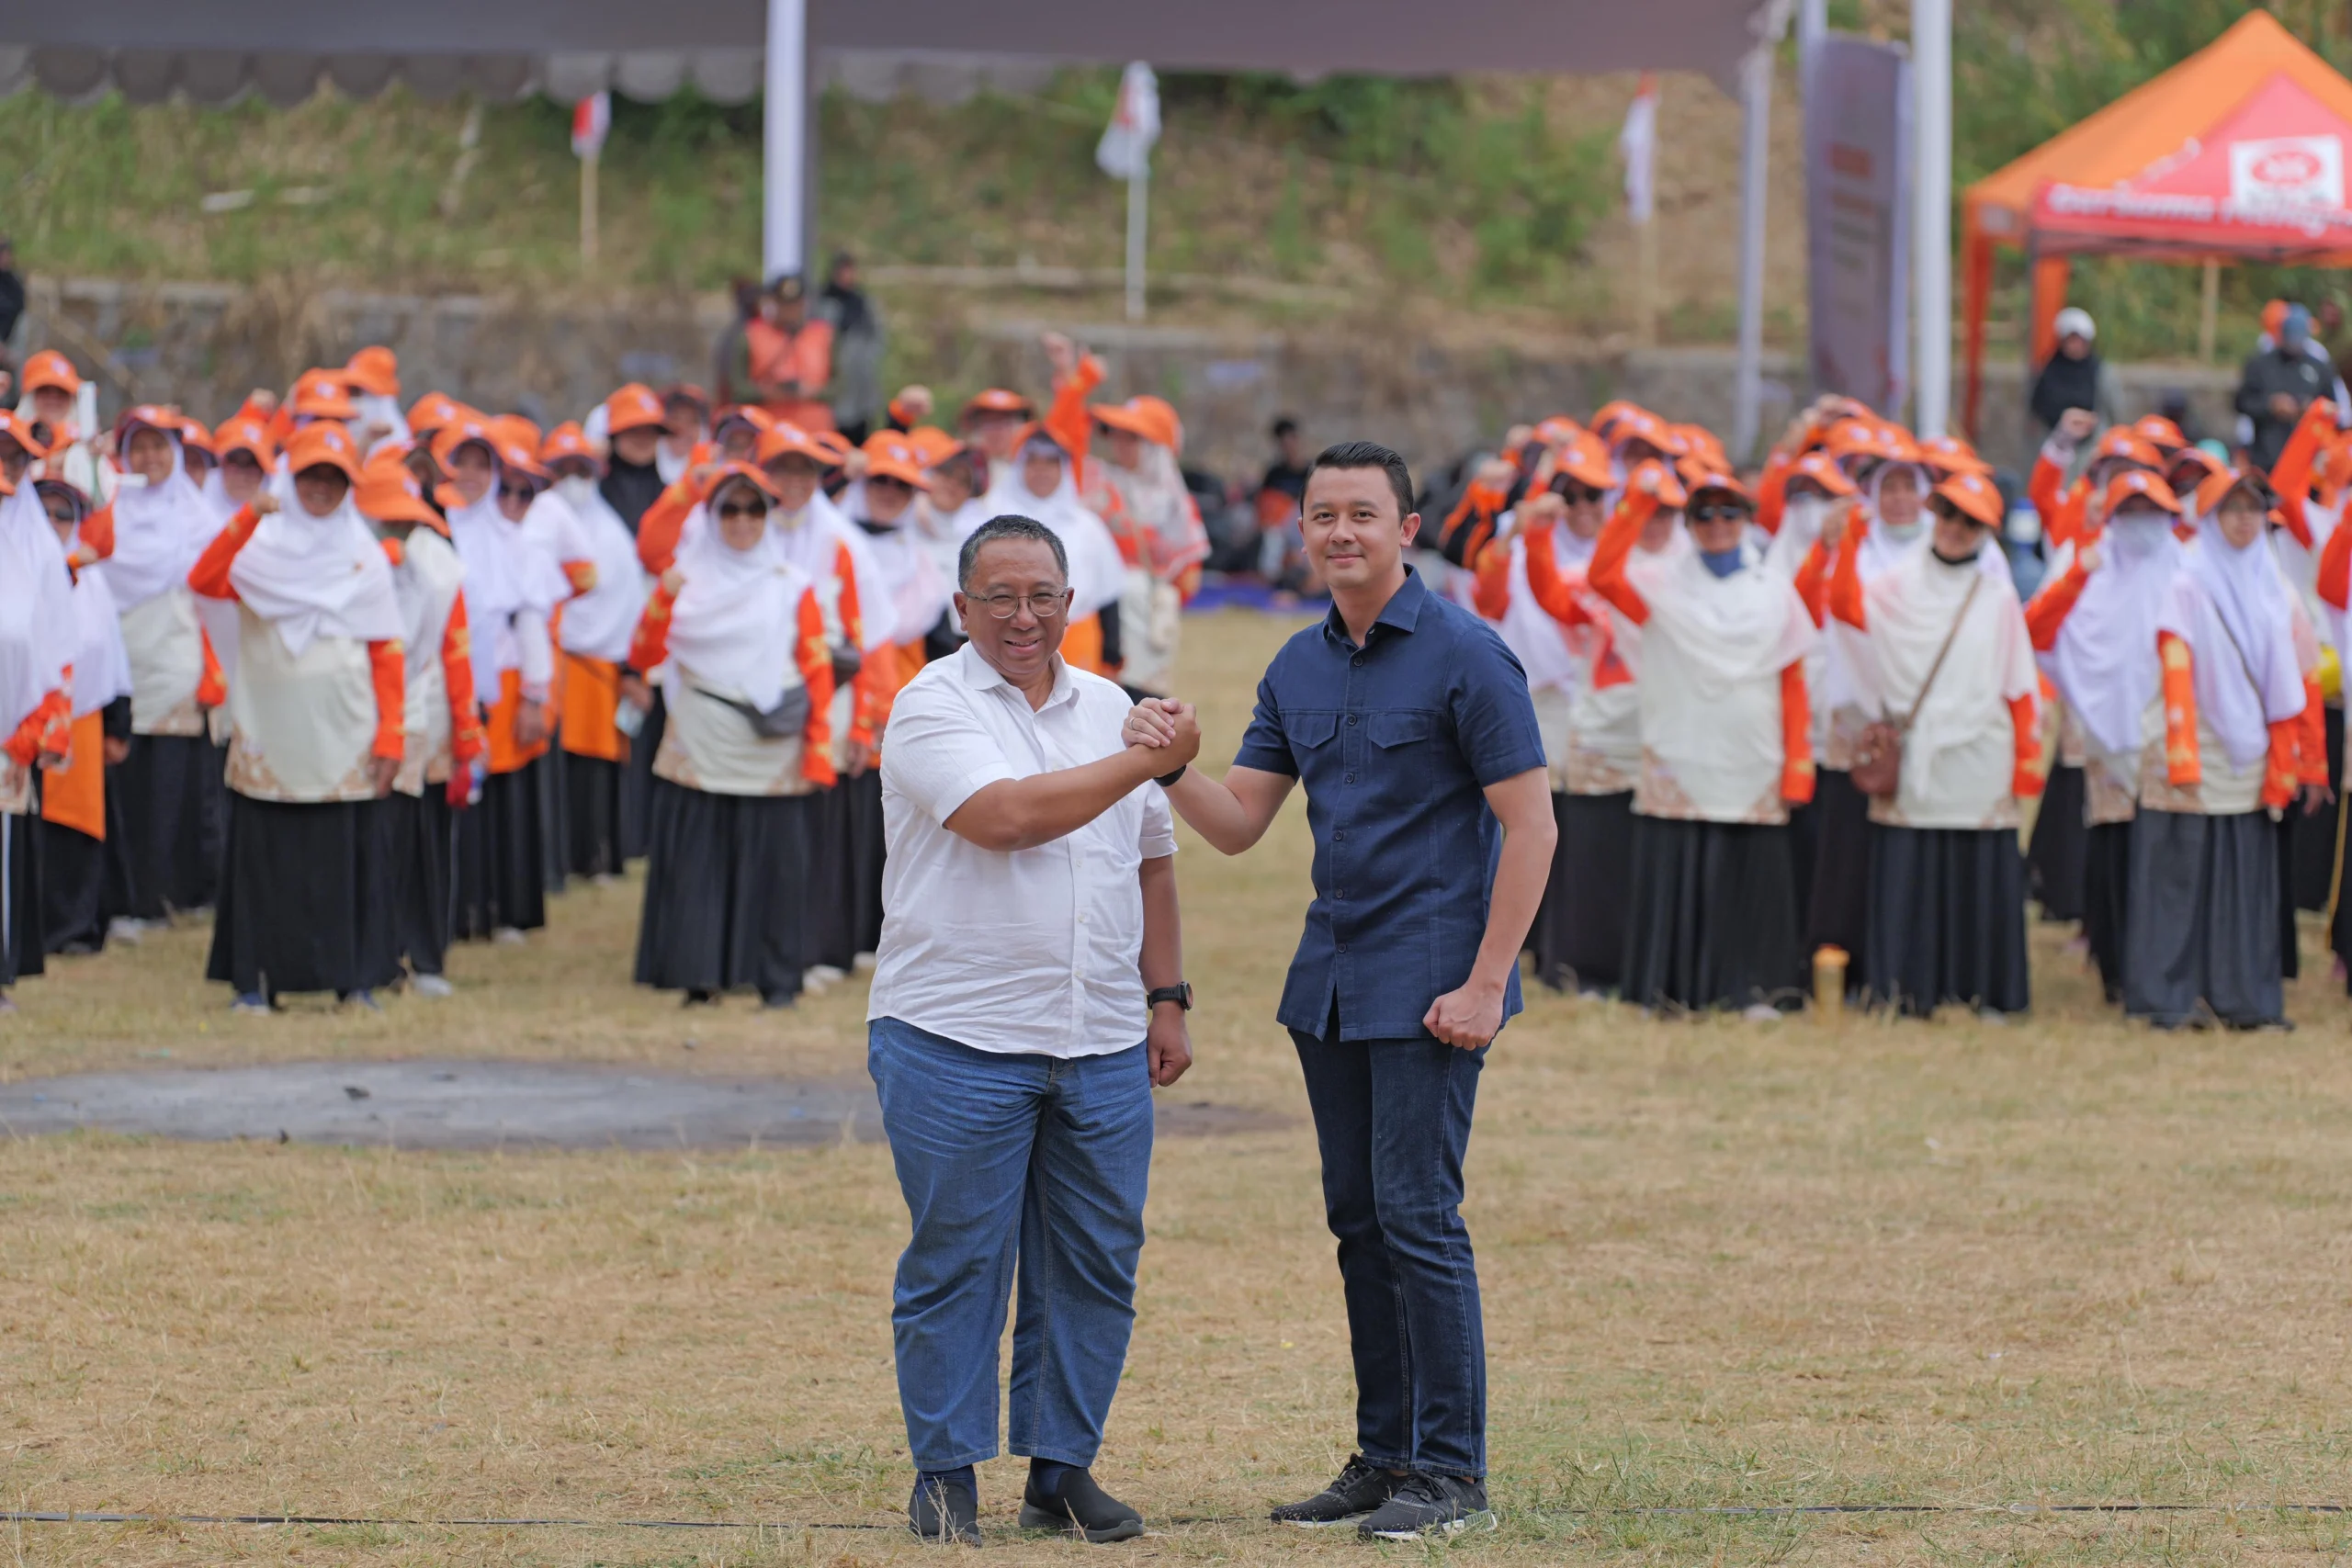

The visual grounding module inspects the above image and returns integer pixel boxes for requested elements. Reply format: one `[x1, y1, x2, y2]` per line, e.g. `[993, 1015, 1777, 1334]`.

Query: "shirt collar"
[1322, 566, 1428, 648]
[958, 640, 1078, 709]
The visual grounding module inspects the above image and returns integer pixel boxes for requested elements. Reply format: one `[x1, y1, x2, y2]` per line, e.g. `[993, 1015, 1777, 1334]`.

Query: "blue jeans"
[1290, 1023, 1488, 1478]
[868, 1017, 1154, 1471]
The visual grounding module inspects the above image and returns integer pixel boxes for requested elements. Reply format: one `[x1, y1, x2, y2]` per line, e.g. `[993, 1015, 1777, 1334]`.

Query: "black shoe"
[1355, 1472, 1497, 1540]
[1019, 1466, 1144, 1542]
[1270, 1454, 1404, 1528]
[908, 1474, 981, 1545]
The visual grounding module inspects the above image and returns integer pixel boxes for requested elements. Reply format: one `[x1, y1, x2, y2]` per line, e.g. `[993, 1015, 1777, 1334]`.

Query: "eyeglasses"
[498, 484, 535, 502]
[716, 500, 770, 522]
[1688, 503, 1747, 523]
[974, 590, 1069, 619]
[1554, 483, 1606, 505]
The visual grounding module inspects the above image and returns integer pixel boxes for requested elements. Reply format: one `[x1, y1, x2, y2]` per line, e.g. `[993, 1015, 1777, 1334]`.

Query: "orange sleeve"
[2024, 558, 2094, 651]
[2027, 453, 2066, 541]
[78, 504, 115, 564]
[1826, 509, 1868, 630]
[2009, 693, 2044, 798]
[1437, 480, 1507, 567]
[634, 480, 700, 576]
[2270, 399, 2335, 549]
[1044, 351, 1107, 468]
[563, 558, 597, 596]
[2321, 512, 2352, 611]
[187, 504, 261, 599]
[628, 579, 678, 673]
[1779, 660, 1815, 804]
[2296, 676, 2328, 787]
[444, 594, 486, 765]
[1521, 522, 1590, 626]
[837, 541, 878, 748]
[367, 641, 405, 760]
[2159, 631, 2200, 786]
[1469, 539, 1513, 619]
[2265, 719, 2301, 809]
[1585, 491, 1656, 626]
[1754, 452, 1792, 536]
[196, 627, 227, 708]
[797, 588, 838, 787]
[1793, 537, 1830, 626]
[7, 689, 70, 768]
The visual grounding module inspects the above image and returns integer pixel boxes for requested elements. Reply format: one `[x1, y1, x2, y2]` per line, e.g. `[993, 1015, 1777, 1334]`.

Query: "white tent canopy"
[6, 0, 1960, 446]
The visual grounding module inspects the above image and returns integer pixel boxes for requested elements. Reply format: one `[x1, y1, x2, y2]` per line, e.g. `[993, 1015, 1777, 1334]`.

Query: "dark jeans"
[1289, 1021, 1487, 1478]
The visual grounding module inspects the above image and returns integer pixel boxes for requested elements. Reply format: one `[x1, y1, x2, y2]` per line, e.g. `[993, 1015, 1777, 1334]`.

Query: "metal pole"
[1731, 41, 1772, 461]
[580, 150, 599, 267]
[2199, 257, 2221, 363]
[1125, 156, 1148, 322]
[1912, 0, 1953, 435]
[763, 0, 807, 280]
[1797, 0, 1827, 93]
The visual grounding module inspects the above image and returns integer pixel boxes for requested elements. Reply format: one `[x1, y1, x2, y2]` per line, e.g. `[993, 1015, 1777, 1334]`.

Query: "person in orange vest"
[32, 476, 132, 954]
[741, 275, 836, 433]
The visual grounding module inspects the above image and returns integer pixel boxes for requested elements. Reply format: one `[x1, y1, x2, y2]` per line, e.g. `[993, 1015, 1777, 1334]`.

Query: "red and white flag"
[571, 91, 611, 161]
[1095, 62, 1161, 181]
[1619, 73, 1659, 224]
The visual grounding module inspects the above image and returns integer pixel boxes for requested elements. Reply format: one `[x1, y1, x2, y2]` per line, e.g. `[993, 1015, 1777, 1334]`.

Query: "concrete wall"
[14, 276, 2243, 489]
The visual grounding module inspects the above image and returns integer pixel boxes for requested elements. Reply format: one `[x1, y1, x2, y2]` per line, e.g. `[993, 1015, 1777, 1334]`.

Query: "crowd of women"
[1442, 392, 2345, 1029]
[0, 333, 1205, 1012]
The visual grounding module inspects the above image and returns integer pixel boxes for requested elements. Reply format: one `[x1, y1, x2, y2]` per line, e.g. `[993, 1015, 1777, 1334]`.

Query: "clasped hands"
[1123, 697, 1201, 770]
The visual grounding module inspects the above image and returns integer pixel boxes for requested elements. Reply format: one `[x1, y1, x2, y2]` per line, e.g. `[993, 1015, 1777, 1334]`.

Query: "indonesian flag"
[571, 91, 611, 161]
[1620, 73, 1658, 225]
[1095, 62, 1161, 181]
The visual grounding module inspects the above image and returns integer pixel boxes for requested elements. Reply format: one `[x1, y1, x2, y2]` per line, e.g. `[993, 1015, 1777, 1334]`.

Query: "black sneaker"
[1019, 1466, 1144, 1542]
[1355, 1472, 1497, 1540]
[1270, 1454, 1404, 1528]
[908, 1474, 981, 1545]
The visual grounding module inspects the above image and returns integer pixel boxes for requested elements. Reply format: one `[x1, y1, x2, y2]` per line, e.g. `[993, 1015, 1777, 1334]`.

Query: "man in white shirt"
[867, 515, 1200, 1546]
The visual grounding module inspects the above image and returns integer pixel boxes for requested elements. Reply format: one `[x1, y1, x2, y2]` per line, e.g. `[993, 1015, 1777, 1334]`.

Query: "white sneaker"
[107, 916, 147, 945]
[852, 952, 878, 973]
[492, 926, 527, 946]
[1742, 1003, 1781, 1023]
[807, 964, 846, 986]
[411, 973, 455, 998]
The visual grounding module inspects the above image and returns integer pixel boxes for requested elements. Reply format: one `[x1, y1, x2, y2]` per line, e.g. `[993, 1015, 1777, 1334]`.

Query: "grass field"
[6, 609, 2352, 1566]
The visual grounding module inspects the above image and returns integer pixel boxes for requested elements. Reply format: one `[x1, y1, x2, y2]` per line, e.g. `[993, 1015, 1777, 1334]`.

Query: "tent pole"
[1731, 40, 1772, 461]
[2199, 257, 2220, 363]
[1912, 0, 1952, 436]
[763, 0, 808, 281]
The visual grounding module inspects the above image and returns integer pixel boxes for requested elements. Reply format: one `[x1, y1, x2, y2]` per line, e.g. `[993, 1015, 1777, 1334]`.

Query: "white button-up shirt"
[868, 643, 1177, 1057]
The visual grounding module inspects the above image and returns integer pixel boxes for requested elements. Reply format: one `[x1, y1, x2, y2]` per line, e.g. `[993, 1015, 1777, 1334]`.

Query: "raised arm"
[2270, 398, 2336, 547]
[1521, 519, 1595, 626]
[1587, 477, 1671, 626]
[1826, 509, 1868, 630]
[948, 740, 1198, 852]
[187, 503, 263, 599]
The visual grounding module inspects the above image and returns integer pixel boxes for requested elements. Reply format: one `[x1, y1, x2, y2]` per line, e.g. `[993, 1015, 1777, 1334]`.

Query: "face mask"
[117, 471, 152, 491]
[557, 474, 596, 511]
[1783, 494, 1831, 538]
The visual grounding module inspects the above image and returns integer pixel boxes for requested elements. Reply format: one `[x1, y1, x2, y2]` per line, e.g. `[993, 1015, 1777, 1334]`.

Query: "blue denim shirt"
[1235, 569, 1547, 1041]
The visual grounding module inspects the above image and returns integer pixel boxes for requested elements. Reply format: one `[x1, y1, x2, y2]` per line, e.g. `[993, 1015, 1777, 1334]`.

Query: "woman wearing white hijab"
[1826, 469, 2041, 1017]
[1597, 464, 1818, 1017]
[188, 423, 406, 1012]
[1087, 397, 1209, 700]
[630, 465, 835, 1006]
[2124, 468, 2324, 1028]
[542, 423, 650, 882]
[31, 477, 133, 956]
[2025, 471, 2188, 1001]
[0, 412, 77, 1003]
[98, 407, 227, 929]
[981, 427, 1126, 678]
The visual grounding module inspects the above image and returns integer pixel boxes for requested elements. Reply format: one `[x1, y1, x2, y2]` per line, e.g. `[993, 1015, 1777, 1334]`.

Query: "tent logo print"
[2230, 134, 2343, 210]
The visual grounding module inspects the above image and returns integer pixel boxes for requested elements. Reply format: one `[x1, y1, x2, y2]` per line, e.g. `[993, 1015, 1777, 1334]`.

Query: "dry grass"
[6, 610, 2352, 1566]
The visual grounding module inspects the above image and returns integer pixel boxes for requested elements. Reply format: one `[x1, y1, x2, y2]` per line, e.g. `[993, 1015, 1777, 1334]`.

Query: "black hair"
[1307, 440, 1415, 521]
[1272, 416, 1299, 440]
[959, 514, 1069, 590]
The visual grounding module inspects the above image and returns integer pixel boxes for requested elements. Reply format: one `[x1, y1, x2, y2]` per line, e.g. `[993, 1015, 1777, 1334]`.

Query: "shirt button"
[1347, 715, 1358, 726]
[1345, 773, 1356, 784]
[1337, 943, 1349, 953]
[1333, 829, 1345, 840]
[1351, 656, 1363, 668]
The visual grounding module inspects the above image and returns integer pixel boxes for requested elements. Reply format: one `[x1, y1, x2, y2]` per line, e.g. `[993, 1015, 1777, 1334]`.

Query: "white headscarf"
[101, 427, 214, 611]
[226, 469, 403, 656]
[1625, 529, 1817, 694]
[664, 484, 815, 713]
[2040, 513, 2181, 761]
[983, 447, 1126, 617]
[444, 486, 523, 694]
[1859, 543, 2036, 800]
[552, 474, 652, 664]
[852, 509, 955, 649]
[2160, 511, 2307, 769]
[0, 479, 74, 734]
[1492, 511, 1590, 694]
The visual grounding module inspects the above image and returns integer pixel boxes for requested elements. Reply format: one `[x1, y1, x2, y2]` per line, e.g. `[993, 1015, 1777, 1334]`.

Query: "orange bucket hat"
[861, 432, 933, 490]
[605, 383, 669, 436]
[285, 422, 363, 483]
[344, 346, 401, 399]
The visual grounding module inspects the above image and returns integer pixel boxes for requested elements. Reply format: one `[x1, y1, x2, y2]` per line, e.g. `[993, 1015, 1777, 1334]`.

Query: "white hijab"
[1625, 530, 1817, 694]
[2041, 513, 2181, 761]
[0, 479, 74, 734]
[1492, 512, 1591, 694]
[102, 431, 214, 610]
[853, 510, 954, 648]
[2160, 513, 2308, 769]
[983, 451, 1126, 617]
[553, 474, 652, 664]
[664, 493, 814, 713]
[226, 470, 403, 656]
[62, 538, 132, 717]
[1860, 543, 2036, 800]
[444, 487, 524, 693]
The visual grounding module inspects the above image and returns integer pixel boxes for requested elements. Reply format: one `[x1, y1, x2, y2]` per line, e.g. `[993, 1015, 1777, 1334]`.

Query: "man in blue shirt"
[1125, 440, 1555, 1540]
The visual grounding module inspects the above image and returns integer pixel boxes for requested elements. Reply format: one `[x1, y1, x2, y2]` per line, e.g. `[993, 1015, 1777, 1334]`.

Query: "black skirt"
[1804, 768, 1871, 977]
[2, 810, 47, 988]
[1621, 814, 1805, 1012]
[1529, 790, 1634, 992]
[380, 787, 456, 978]
[452, 758, 548, 938]
[618, 690, 664, 863]
[39, 819, 107, 954]
[538, 740, 570, 895]
[804, 771, 886, 972]
[2026, 763, 2088, 922]
[635, 779, 812, 1001]
[1862, 823, 2031, 1016]
[2122, 807, 2283, 1028]
[2291, 703, 2344, 910]
[2276, 810, 2304, 982]
[2082, 819, 2132, 1003]
[206, 793, 400, 998]
[113, 731, 224, 917]
[565, 752, 625, 878]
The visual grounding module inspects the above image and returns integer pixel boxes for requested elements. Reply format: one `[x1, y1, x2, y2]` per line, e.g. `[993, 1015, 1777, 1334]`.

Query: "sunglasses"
[498, 484, 535, 502]
[1553, 482, 1606, 506]
[868, 475, 914, 493]
[1688, 502, 1747, 523]
[716, 499, 770, 522]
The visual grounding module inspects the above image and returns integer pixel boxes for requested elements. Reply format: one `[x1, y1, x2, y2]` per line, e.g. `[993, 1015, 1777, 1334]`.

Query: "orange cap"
[408, 391, 467, 435]
[1826, 418, 1919, 467]
[2131, 414, 2188, 454]
[861, 431, 933, 490]
[1608, 409, 1687, 457]
[908, 426, 965, 466]
[429, 416, 499, 473]
[1789, 450, 1859, 498]
[214, 416, 276, 468]
[539, 421, 596, 468]
[489, 413, 542, 453]
[2193, 465, 2272, 518]
[1917, 434, 1992, 477]
[753, 423, 832, 468]
[1683, 469, 1753, 506]
[1549, 431, 1615, 493]
[344, 345, 400, 399]
[808, 430, 854, 468]
[1127, 395, 1183, 453]
[1674, 423, 1728, 468]
[713, 404, 778, 441]
[705, 461, 786, 506]
[178, 416, 214, 456]
[605, 382, 669, 436]
[661, 382, 712, 414]
[1532, 414, 1585, 450]
[960, 388, 1034, 423]
[285, 422, 363, 482]
[1090, 400, 1157, 440]
[2101, 468, 2182, 516]
[1624, 457, 1688, 509]
[356, 454, 441, 527]
[495, 437, 548, 481]
[114, 404, 184, 455]
[1589, 400, 1649, 441]
[22, 350, 81, 396]
[1930, 469, 2004, 527]
[0, 411, 52, 459]
[289, 369, 357, 422]
[2165, 446, 2227, 495]
[2090, 427, 2161, 469]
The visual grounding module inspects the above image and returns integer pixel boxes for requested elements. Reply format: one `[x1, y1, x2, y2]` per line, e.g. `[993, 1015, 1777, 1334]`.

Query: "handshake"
[1123, 696, 1202, 773]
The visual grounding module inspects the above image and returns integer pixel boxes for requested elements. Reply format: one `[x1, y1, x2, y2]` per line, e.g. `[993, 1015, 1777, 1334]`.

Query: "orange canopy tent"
[1961, 9, 2352, 436]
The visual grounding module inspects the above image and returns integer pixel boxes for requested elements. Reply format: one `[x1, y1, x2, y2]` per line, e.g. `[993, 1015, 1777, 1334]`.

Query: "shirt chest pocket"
[1284, 710, 1340, 754]
[1368, 710, 1437, 786]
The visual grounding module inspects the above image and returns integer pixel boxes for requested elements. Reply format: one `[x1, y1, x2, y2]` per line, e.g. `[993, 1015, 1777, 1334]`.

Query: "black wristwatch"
[1154, 762, 1188, 788]
[1147, 983, 1193, 1012]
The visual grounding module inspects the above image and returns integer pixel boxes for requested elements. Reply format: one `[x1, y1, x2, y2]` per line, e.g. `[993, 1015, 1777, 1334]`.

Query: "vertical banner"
[1804, 36, 1912, 417]
[1098, 62, 1161, 322]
